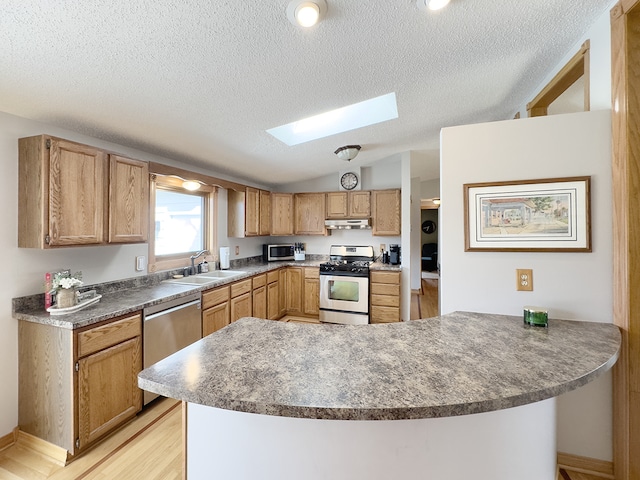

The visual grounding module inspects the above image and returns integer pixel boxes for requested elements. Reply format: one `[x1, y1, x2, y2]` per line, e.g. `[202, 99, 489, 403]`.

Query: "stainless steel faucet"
[190, 250, 209, 275]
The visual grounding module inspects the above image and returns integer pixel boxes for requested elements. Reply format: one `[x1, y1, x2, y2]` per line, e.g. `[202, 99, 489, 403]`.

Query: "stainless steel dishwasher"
[143, 292, 202, 405]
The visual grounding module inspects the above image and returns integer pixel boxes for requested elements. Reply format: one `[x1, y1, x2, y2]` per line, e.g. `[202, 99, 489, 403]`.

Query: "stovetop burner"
[320, 245, 375, 276]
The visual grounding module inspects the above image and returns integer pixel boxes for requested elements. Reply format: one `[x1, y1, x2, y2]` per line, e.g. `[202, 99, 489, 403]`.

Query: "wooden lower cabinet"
[303, 267, 319, 316]
[370, 271, 401, 323]
[78, 336, 141, 447]
[19, 312, 142, 456]
[267, 270, 281, 320]
[284, 267, 303, 314]
[202, 285, 230, 336]
[231, 292, 252, 322]
[253, 282, 267, 319]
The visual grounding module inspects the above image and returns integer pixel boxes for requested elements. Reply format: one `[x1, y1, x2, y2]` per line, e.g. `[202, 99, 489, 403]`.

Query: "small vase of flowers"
[52, 271, 83, 308]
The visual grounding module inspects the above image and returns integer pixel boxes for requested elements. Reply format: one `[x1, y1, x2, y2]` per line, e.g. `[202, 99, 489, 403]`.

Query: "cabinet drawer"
[231, 279, 252, 298]
[370, 306, 400, 323]
[371, 294, 400, 308]
[202, 286, 230, 310]
[77, 313, 141, 358]
[370, 271, 400, 284]
[371, 283, 400, 296]
[267, 270, 279, 284]
[252, 274, 267, 289]
[304, 267, 319, 279]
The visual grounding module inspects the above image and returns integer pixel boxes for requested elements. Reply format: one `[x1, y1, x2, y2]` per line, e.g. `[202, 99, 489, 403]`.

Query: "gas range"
[319, 260, 371, 276]
[319, 245, 374, 325]
[319, 245, 375, 277]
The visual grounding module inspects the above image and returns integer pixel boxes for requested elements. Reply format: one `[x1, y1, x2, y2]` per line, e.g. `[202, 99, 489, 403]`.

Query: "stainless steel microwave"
[263, 244, 295, 261]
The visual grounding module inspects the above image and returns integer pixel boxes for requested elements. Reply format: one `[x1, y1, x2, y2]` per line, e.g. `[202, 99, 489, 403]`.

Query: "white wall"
[440, 109, 613, 460]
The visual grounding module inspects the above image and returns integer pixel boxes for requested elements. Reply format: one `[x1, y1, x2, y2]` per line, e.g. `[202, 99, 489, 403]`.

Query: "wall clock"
[340, 172, 359, 190]
[422, 220, 437, 234]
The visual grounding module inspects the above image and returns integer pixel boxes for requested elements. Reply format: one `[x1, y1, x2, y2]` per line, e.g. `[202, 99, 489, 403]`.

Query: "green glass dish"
[524, 306, 548, 327]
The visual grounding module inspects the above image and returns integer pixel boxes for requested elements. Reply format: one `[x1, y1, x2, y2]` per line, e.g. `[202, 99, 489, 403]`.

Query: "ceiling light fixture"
[334, 145, 361, 162]
[287, 0, 327, 28]
[182, 180, 202, 191]
[416, 0, 451, 11]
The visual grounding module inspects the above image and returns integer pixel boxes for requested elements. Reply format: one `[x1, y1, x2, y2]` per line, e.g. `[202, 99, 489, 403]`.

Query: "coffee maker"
[389, 244, 401, 265]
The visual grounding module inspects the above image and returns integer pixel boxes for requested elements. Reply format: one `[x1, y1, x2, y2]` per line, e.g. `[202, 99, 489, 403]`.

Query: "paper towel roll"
[220, 246, 230, 270]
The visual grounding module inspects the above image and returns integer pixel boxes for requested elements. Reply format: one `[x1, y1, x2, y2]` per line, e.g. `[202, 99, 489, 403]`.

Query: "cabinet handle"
[75, 362, 79, 372]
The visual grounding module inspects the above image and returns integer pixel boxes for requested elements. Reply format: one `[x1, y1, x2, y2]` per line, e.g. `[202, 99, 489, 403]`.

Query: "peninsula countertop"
[138, 311, 620, 421]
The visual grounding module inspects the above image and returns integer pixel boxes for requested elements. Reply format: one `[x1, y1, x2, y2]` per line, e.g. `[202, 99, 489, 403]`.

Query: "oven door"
[319, 274, 369, 325]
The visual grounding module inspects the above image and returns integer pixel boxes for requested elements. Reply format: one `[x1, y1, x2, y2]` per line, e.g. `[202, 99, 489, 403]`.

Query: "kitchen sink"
[199, 270, 247, 279]
[165, 271, 247, 286]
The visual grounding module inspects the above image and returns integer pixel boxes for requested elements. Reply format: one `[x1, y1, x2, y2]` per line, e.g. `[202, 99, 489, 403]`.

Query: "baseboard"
[0, 427, 18, 452]
[557, 452, 614, 479]
[16, 430, 69, 466]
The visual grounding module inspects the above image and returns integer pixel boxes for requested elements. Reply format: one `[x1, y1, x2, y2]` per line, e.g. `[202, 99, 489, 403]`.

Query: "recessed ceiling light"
[287, 0, 327, 28]
[266, 92, 399, 146]
[416, 0, 451, 11]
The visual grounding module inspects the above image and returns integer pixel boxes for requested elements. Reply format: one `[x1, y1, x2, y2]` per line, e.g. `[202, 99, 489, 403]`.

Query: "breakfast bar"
[138, 312, 620, 480]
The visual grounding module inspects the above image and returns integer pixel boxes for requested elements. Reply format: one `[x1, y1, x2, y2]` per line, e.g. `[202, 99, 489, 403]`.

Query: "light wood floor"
[411, 277, 439, 320]
[0, 398, 182, 480]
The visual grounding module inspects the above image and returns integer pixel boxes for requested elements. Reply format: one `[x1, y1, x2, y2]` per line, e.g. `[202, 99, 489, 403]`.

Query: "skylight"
[266, 92, 399, 146]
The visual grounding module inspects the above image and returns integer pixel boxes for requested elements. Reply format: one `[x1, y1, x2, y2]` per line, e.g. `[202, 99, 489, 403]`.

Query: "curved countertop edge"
[137, 313, 621, 421]
[13, 261, 401, 329]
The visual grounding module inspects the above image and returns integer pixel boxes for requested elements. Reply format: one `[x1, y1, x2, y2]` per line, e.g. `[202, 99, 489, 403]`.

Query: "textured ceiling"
[0, 1, 611, 186]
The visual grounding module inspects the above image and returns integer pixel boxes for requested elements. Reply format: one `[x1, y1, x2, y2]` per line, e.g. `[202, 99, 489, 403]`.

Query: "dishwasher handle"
[144, 299, 201, 322]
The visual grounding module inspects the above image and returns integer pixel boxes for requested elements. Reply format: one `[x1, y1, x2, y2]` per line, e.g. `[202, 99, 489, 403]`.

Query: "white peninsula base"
[186, 398, 557, 480]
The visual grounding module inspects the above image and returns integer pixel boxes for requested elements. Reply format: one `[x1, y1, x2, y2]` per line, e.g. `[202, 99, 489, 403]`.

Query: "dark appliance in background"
[263, 244, 295, 261]
[319, 245, 374, 325]
[389, 244, 401, 265]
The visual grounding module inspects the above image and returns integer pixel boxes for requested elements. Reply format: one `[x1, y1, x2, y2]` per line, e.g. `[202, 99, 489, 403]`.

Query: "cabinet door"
[267, 280, 280, 320]
[303, 278, 319, 316]
[372, 189, 401, 236]
[109, 155, 149, 243]
[202, 302, 230, 336]
[259, 190, 271, 236]
[285, 267, 303, 313]
[271, 193, 294, 235]
[326, 192, 348, 218]
[77, 336, 142, 450]
[230, 292, 252, 323]
[348, 191, 371, 218]
[49, 139, 108, 246]
[245, 187, 260, 236]
[279, 269, 287, 317]
[253, 285, 267, 319]
[294, 193, 326, 235]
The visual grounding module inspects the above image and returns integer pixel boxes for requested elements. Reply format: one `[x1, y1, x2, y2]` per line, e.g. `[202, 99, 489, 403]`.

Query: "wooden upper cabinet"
[294, 193, 326, 235]
[372, 189, 401, 236]
[349, 191, 371, 217]
[259, 190, 271, 236]
[18, 135, 150, 248]
[326, 191, 371, 218]
[228, 187, 271, 237]
[19, 135, 108, 248]
[271, 192, 294, 236]
[245, 187, 260, 236]
[109, 155, 149, 243]
[326, 192, 348, 218]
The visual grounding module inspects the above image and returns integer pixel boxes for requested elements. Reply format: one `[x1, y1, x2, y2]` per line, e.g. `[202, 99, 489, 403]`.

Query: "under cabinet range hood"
[325, 219, 371, 230]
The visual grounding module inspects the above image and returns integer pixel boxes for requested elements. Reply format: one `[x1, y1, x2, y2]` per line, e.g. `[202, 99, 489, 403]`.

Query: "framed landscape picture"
[463, 176, 591, 252]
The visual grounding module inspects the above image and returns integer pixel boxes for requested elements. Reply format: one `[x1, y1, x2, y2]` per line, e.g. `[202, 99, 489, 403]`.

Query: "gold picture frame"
[464, 176, 591, 252]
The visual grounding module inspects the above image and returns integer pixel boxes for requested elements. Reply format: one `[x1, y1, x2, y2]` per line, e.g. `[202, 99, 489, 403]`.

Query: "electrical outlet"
[516, 269, 533, 291]
[235, 246, 239, 255]
[380, 244, 386, 253]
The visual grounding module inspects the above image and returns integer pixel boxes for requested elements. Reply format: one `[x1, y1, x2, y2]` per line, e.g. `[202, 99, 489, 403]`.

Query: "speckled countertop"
[12, 260, 401, 329]
[138, 312, 620, 421]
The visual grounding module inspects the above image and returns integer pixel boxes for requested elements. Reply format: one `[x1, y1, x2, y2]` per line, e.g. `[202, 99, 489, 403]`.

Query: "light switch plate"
[136, 256, 146, 272]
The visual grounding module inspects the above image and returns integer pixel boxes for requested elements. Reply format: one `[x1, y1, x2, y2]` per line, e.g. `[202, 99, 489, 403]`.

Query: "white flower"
[59, 277, 83, 289]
